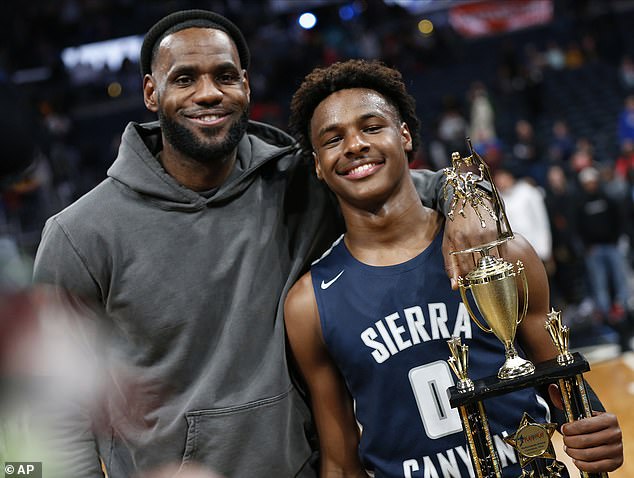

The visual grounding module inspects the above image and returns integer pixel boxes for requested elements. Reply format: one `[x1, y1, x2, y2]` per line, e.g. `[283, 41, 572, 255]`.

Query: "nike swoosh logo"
[320, 270, 345, 290]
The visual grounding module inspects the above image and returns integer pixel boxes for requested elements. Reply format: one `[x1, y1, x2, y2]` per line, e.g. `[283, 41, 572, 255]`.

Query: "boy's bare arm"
[284, 273, 368, 478]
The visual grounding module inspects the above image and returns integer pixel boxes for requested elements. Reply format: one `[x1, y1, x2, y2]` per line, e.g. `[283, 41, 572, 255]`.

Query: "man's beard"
[159, 108, 249, 164]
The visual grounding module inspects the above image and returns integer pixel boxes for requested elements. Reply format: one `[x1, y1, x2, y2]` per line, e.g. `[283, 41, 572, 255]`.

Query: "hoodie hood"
[107, 120, 298, 211]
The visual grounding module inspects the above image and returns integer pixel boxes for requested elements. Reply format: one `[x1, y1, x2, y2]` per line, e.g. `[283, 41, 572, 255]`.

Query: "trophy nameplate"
[505, 413, 561, 476]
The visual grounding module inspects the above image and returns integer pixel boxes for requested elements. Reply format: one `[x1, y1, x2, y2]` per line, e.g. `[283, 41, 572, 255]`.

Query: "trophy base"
[448, 353, 602, 477]
[448, 351, 590, 408]
[498, 355, 535, 380]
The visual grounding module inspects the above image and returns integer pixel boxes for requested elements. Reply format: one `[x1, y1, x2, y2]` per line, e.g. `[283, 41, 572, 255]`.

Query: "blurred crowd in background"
[1, 0, 634, 352]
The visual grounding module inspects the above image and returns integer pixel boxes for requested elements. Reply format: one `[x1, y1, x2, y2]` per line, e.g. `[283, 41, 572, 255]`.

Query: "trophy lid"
[464, 256, 516, 285]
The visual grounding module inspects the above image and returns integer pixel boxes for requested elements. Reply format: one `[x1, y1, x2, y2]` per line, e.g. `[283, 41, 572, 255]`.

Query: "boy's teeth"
[349, 163, 373, 175]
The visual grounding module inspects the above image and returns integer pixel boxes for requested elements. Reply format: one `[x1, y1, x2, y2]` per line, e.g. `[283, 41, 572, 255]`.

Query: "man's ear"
[401, 122, 413, 153]
[242, 70, 251, 102]
[143, 74, 159, 113]
[313, 151, 323, 180]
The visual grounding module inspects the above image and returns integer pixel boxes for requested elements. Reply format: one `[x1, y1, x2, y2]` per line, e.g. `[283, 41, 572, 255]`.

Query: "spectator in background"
[564, 41, 584, 69]
[548, 119, 575, 164]
[437, 96, 468, 156]
[576, 166, 632, 351]
[616, 146, 634, 268]
[545, 40, 566, 70]
[494, 164, 552, 265]
[544, 164, 586, 308]
[570, 138, 595, 173]
[619, 55, 634, 92]
[617, 94, 634, 149]
[511, 119, 546, 186]
[468, 81, 496, 147]
[427, 121, 451, 171]
[0, 81, 39, 286]
[40, 100, 82, 208]
[468, 81, 503, 169]
[624, 167, 634, 268]
[520, 63, 545, 121]
[523, 43, 546, 75]
[599, 161, 628, 202]
[615, 139, 634, 179]
[580, 33, 599, 64]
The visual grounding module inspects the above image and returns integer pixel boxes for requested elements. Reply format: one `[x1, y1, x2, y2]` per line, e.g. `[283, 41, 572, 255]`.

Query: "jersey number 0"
[409, 360, 463, 439]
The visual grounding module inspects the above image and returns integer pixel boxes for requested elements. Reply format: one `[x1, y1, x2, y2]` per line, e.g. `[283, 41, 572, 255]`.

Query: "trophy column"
[545, 310, 608, 478]
[447, 337, 502, 478]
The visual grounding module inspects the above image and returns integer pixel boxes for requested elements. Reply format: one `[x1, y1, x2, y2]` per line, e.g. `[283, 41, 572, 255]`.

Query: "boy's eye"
[323, 136, 342, 146]
[365, 125, 383, 133]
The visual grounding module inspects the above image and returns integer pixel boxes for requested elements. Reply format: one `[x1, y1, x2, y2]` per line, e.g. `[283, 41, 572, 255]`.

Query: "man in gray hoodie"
[32, 9, 483, 478]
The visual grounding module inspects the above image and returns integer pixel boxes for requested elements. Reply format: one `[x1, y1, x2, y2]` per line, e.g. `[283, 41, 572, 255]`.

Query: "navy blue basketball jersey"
[311, 231, 550, 478]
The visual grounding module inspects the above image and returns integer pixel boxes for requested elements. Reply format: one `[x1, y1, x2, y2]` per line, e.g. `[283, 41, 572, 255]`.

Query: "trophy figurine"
[444, 139, 607, 478]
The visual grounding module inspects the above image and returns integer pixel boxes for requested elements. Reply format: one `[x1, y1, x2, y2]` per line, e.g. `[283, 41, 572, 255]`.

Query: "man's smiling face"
[144, 27, 251, 163]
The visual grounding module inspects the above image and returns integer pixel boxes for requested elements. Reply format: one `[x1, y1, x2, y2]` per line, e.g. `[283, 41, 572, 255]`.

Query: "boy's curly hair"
[289, 59, 420, 162]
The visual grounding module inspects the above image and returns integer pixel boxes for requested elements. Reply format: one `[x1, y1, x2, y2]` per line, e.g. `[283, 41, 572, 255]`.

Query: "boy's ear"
[401, 122, 413, 152]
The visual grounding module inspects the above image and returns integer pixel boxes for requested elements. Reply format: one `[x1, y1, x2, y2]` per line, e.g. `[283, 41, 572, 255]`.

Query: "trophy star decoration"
[545, 308, 574, 366]
[546, 459, 567, 478]
[447, 336, 474, 392]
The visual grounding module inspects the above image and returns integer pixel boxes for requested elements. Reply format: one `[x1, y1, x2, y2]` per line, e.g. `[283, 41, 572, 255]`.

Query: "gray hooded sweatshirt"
[32, 120, 444, 477]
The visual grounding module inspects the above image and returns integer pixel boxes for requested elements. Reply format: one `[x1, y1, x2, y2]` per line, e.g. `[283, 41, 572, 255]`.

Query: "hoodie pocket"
[181, 386, 314, 477]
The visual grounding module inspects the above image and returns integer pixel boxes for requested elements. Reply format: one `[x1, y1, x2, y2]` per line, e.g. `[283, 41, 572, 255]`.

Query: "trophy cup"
[444, 140, 607, 478]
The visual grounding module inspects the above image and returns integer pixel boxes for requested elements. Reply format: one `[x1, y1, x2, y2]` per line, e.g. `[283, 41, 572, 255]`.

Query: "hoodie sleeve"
[410, 169, 450, 213]
[32, 219, 106, 477]
[33, 218, 104, 299]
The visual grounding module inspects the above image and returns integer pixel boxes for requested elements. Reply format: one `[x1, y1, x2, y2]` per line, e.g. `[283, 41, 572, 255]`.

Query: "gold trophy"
[444, 140, 607, 478]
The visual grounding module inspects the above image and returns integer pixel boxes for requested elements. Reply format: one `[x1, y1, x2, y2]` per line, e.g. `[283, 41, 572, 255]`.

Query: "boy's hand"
[561, 411, 623, 473]
[441, 204, 498, 289]
[548, 384, 623, 473]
